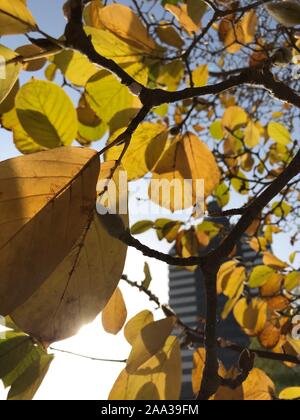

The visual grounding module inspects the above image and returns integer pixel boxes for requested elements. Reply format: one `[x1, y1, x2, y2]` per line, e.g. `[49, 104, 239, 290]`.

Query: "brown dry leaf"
[92, 4, 157, 52]
[109, 336, 182, 400]
[156, 22, 184, 49]
[258, 322, 281, 349]
[267, 296, 290, 313]
[15, 44, 46, 72]
[0, 147, 100, 315]
[126, 317, 176, 374]
[102, 287, 127, 335]
[214, 368, 275, 400]
[249, 50, 268, 67]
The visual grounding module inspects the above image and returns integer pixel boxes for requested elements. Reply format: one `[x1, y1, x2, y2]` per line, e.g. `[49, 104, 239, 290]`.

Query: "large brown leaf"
[0, 147, 100, 315]
[11, 211, 128, 344]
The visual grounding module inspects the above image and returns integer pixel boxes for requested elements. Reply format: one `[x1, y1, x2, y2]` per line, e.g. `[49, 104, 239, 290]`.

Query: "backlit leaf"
[109, 336, 181, 400]
[0, 0, 37, 35]
[126, 317, 176, 374]
[102, 287, 127, 335]
[0, 147, 99, 315]
[16, 80, 78, 148]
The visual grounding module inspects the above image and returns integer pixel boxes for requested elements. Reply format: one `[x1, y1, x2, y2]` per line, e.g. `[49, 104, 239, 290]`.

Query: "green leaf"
[214, 182, 230, 207]
[210, 120, 224, 141]
[285, 272, 300, 291]
[248, 266, 276, 288]
[268, 122, 291, 145]
[131, 220, 154, 235]
[0, 331, 53, 400]
[86, 63, 147, 130]
[8, 353, 53, 401]
[272, 201, 292, 217]
[15, 80, 78, 148]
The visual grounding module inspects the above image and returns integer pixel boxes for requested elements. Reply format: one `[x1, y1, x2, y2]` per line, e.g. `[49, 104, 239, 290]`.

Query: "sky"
[0, 0, 298, 400]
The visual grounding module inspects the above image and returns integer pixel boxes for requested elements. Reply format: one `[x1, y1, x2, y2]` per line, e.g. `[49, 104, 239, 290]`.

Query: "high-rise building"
[169, 207, 264, 399]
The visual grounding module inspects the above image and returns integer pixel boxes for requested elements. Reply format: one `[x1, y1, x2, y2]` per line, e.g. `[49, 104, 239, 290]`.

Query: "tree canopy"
[0, 0, 300, 401]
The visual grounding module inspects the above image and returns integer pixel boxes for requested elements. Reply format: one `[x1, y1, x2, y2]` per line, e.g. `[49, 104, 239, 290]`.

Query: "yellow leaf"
[165, 4, 199, 35]
[242, 10, 258, 43]
[124, 311, 154, 345]
[2, 108, 45, 154]
[192, 65, 209, 87]
[234, 298, 268, 336]
[222, 266, 246, 298]
[217, 261, 238, 295]
[248, 265, 276, 288]
[0, 147, 100, 315]
[263, 252, 288, 270]
[221, 282, 244, 320]
[183, 132, 221, 198]
[260, 273, 283, 297]
[86, 63, 147, 131]
[102, 288, 127, 335]
[150, 133, 220, 212]
[11, 163, 128, 343]
[126, 317, 176, 374]
[268, 121, 291, 145]
[157, 60, 185, 91]
[279, 387, 300, 400]
[53, 49, 98, 87]
[219, 11, 257, 54]
[93, 4, 157, 52]
[214, 368, 275, 400]
[15, 80, 78, 148]
[86, 26, 146, 65]
[109, 336, 182, 400]
[285, 271, 300, 291]
[220, 266, 246, 320]
[0, 0, 36, 35]
[222, 106, 248, 131]
[106, 123, 168, 181]
[0, 45, 22, 106]
[244, 121, 260, 147]
[192, 348, 226, 395]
